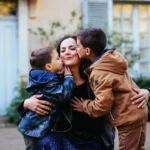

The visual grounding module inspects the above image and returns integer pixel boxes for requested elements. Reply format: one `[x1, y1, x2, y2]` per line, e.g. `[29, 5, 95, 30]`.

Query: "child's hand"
[64, 66, 72, 76]
[71, 97, 84, 112]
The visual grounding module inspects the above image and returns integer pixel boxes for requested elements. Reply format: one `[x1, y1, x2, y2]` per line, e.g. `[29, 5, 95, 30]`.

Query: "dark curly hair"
[77, 28, 107, 56]
[57, 35, 92, 80]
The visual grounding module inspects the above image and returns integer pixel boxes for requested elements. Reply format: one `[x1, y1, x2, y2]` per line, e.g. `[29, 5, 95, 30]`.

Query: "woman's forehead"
[61, 38, 76, 47]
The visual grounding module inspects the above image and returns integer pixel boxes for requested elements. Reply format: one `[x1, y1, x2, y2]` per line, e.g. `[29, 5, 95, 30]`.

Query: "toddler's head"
[30, 46, 63, 73]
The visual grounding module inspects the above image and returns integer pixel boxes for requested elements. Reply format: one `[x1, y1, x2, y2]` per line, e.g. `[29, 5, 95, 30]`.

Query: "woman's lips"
[65, 57, 72, 60]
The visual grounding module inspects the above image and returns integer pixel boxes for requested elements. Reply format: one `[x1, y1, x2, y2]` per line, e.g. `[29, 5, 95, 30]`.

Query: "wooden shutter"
[82, 0, 112, 32]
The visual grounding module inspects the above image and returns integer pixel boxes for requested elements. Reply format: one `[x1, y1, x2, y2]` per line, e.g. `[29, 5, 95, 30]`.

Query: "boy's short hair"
[30, 46, 55, 70]
[77, 28, 107, 56]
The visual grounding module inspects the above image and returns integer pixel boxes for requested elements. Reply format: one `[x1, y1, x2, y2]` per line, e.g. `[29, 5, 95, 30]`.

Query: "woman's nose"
[64, 48, 70, 55]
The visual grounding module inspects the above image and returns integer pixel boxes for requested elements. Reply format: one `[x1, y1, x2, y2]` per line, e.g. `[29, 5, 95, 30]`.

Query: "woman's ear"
[45, 63, 52, 71]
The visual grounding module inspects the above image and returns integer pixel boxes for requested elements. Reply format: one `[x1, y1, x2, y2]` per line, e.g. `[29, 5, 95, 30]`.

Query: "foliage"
[107, 32, 139, 68]
[6, 76, 28, 124]
[29, 10, 82, 47]
[29, 10, 138, 68]
[133, 77, 150, 89]
[133, 77, 150, 118]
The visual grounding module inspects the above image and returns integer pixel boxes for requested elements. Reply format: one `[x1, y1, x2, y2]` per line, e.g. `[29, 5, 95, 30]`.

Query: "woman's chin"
[63, 60, 81, 67]
[64, 63, 73, 67]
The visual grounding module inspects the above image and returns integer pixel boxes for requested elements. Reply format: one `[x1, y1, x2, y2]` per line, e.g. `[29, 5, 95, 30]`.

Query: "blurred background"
[0, 0, 150, 149]
[0, 0, 150, 148]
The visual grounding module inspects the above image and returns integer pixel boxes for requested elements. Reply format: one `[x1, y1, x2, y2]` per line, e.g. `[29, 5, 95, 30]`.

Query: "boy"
[18, 46, 76, 150]
[72, 28, 148, 150]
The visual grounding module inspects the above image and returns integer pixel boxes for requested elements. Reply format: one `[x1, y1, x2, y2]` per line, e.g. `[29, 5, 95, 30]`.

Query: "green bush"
[133, 77, 150, 113]
[6, 76, 28, 125]
[133, 77, 150, 89]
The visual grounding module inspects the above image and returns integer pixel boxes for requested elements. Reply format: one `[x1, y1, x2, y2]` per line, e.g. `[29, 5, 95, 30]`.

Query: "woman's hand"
[71, 97, 85, 112]
[131, 88, 150, 108]
[24, 94, 52, 115]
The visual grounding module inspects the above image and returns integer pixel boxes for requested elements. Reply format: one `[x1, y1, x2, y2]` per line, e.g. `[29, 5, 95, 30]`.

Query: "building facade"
[0, 0, 150, 115]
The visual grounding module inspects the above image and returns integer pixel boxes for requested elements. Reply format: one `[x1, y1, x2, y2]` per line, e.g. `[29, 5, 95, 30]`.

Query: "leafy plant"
[29, 10, 82, 47]
[107, 31, 139, 68]
[133, 77, 150, 120]
[29, 10, 138, 68]
[6, 76, 28, 124]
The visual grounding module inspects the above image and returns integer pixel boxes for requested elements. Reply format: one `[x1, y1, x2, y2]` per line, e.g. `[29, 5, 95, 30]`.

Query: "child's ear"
[86, 48, 92, 56]
[45, 63, 52, 71]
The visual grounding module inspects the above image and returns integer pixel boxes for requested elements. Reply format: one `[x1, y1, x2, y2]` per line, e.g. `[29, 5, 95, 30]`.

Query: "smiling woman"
[59, 38, 80, 67]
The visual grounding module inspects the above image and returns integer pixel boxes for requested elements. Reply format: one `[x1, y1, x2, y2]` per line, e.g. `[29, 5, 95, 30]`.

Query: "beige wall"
[28, 0, 82, 51]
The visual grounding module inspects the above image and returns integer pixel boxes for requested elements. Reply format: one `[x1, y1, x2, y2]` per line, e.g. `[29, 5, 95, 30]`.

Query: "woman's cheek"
[61, 58, 68, 66]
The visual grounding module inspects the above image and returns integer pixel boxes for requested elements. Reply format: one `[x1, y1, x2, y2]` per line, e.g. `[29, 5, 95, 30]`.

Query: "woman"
[18, 36, 150, 150]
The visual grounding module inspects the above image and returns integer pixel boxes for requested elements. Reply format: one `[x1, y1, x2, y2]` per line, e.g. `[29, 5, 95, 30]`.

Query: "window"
[0, 0, 17, 16]
[113, 3, 150, 77]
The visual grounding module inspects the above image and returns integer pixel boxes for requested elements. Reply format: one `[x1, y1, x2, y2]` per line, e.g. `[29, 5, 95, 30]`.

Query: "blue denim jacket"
[18, 70, 76, 138]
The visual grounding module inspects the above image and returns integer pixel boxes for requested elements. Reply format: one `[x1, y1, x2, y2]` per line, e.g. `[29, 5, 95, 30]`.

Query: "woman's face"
[60, 38, 81, 67]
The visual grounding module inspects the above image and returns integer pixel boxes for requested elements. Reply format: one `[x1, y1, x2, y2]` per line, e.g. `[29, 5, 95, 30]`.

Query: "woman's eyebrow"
[61, 46, 66, 49]
[61, 45, 76, 49]
[69, 45, 77, 48]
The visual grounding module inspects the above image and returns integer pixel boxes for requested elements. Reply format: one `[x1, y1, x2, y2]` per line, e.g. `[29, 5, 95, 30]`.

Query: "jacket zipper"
[55, 111, 72, 133]
[110, 112, 115, 121]
[84, 70, 89, 77]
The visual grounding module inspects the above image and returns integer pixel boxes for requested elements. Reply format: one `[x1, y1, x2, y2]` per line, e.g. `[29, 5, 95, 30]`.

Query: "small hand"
[131, 88, 149, 108]
[71, 97, 84, 112]
[64, 66, 72, 76]
[24, 94, 52, 115]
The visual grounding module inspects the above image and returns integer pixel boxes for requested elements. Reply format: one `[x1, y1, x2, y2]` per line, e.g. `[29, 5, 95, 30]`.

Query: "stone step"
[0, 116, 16, 128]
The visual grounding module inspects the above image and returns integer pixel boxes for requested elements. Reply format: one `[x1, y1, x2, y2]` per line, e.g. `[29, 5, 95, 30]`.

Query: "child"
[18, 46, 76, 150]
[72, 28, 148, 150]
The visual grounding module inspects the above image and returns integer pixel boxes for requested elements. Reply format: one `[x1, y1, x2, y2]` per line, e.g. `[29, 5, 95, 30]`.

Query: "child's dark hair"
[57, 35, 92, 80]
[30, 46, 55, 70]
[77, 28, 107, 56]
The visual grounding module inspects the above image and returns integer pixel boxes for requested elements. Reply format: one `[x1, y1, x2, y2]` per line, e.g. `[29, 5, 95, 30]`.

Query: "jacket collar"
[85, 48, 115, 75]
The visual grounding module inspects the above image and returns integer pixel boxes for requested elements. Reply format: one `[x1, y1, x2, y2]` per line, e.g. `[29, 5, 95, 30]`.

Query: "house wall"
[28, 0, 82, 52]
[18, 0, 29, 76]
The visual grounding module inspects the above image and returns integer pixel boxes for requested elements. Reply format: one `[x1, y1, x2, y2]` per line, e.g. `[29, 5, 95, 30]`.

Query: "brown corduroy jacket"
[83, 49, 148, 127]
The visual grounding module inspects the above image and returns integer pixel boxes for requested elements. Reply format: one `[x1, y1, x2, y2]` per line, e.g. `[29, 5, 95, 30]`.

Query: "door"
[0, 16, 18, 115]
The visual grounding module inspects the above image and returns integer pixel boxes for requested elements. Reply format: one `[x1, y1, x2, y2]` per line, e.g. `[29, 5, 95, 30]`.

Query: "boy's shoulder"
[26, 70, 59, 90]
[88, 50, 128, 78]
[29, 70, 58, 81]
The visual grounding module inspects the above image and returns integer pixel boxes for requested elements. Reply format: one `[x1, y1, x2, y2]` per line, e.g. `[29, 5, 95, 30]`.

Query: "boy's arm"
[62, 75, 76, 101]
[18, 100, 27, 117]
[82, 72, 114, 118]
[44, 75, 75, 102]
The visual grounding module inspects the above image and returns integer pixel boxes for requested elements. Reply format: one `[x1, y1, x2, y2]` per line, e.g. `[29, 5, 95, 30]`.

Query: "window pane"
[139, 20, 148, 33]
[148, 5, 150, 16]
[122, 33, 133, 47]
[113, 4, 122, 18]
[139, 5, 148, 19]
[113, 19, 121, 32]
[122, 4, 133, 18]
[140, 62, 148, 75]
[123, 20, 132, 33]
[0, 1, 16, 16]
[140, 48, 148, 59]
[139, 33, 148, 47]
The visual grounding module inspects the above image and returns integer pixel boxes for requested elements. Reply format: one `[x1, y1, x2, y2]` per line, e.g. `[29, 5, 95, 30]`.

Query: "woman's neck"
[69, 66, 85, 86]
